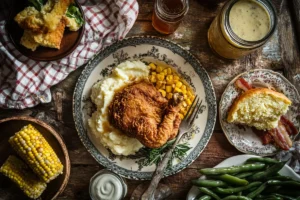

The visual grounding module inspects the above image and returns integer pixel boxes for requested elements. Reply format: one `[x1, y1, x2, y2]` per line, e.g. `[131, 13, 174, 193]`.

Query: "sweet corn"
[149, 63, 156, 70]
[166, 75, 173, 84]
[174, 75, 180, 81]
[9, 124, 63, 183]
[162, 69, 168, 75]
[156, 66, 163, 73]
[179, 113, 184, 119]
[175, 81, 183, 88]
[167, 68, 172, 75]
[158, 89, 166, 97]
[166, 93, 173, 99]
[0, 155, 47, 199]
[156, 74, 165, 81]
[174, 88, 182, 93]
[148, 63, 195, 119]
[166, 85, 172, 93]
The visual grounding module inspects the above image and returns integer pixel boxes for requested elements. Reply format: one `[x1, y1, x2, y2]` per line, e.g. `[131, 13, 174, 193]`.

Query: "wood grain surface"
[0, 0, 299, 199]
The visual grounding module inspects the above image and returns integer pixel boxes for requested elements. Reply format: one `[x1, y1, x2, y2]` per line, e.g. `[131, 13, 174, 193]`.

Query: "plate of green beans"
[187, 155, 300, 200]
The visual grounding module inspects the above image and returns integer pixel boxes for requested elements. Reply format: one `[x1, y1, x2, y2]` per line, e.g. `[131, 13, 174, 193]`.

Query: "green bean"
[272, 193, 297, 200]
[245, 157, 279, 164]
[250, 162, 286, 181]
[247, 182, 267, 198]
[235, 172, 254, 179]
[217, 174, 249, 186]
[261, 185, 281, 194]
[198, 195, 212, 200]
[222, 195, 251, 200]
[215, 182, 262, 194]
[267, 180, 300, 187]
[192, 179, 228, 187]
[255, 194, 282, 200]
[276, 189, 300, 197]
[269, 175, 294, 181]
[199, 163, 266, 175]
[198, 187, 221, 200]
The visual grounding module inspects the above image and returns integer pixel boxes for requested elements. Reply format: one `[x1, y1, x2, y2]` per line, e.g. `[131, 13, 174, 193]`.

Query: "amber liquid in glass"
[152, 0, 185, 34]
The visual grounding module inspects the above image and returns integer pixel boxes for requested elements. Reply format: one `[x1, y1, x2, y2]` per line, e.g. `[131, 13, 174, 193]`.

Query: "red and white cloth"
[0, 0, 138, 109]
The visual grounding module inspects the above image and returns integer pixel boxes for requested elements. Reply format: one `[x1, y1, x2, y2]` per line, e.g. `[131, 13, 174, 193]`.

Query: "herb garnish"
[66, 4, 84, 26]
[28, 0, 44, 11]
[136, 139, 191, 170]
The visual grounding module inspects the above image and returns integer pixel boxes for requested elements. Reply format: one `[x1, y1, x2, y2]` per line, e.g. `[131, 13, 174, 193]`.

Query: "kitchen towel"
[0, 0, 138, 109]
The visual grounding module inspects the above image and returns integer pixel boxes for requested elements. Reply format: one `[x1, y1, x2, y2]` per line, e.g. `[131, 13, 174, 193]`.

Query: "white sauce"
[90, 173, 124, 200]
[229, 0, 270, 41]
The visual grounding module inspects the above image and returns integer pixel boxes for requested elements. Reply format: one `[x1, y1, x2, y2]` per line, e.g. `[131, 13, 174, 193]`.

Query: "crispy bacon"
[234, 78, 297, 150]
[235, 78, 252, 91]
[280, 116, 298, 135]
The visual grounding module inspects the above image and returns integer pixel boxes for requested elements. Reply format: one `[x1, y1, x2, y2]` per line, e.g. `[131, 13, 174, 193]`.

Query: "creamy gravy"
[229, 0, 270, 41]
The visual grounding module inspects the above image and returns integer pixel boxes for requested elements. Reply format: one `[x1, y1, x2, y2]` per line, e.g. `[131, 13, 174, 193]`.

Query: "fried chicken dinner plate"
[219, 69, 300, 156]
[6, 0, 84, 61]
[73, 36, 217, 180]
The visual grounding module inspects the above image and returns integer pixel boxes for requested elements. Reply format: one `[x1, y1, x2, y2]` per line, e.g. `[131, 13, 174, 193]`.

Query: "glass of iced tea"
[152, 0, 189, 34]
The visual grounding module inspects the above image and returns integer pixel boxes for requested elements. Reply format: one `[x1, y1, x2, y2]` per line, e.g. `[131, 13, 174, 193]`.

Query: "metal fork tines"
[178, 95, 201, 136]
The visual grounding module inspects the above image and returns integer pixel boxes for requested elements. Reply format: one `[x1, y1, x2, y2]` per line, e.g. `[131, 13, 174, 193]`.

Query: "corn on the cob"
[0, 155, 47, 199]
[9, 124, 63, 183]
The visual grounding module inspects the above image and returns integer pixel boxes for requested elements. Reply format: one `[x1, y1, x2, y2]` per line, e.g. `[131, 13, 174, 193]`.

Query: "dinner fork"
[141, 96, 201, 200]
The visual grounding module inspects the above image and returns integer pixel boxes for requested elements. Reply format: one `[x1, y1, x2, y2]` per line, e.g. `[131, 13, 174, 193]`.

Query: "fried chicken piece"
[109, 81, 183, 148]
[20, 30, 40, 51]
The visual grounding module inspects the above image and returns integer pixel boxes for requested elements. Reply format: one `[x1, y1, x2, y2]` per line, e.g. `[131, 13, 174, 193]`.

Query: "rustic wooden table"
[1, 0, 299, 199]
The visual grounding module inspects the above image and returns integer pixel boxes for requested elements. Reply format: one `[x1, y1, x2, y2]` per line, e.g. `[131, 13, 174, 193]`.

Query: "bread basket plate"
[0, 116, 70, 200]
[186, 154, 300, 200]
[73, 36, 217, 180]
[219, 69, 300, 156]
[5, 0, 85, 61]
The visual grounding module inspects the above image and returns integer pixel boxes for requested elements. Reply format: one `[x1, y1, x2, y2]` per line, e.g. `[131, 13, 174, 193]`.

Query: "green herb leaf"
[136, 139, 191, 170]
[66, 4, 84, 26]
[28, 0, 44, 11]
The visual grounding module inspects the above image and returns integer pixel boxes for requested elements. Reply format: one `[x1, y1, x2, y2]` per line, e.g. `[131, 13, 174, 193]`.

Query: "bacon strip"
[234, 78, 296, 150]
[235, 78, 252, 91]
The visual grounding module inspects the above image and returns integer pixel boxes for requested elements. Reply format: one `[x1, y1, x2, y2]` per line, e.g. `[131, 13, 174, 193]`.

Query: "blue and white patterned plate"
[73, 36, 217, 180]
[219, 69, 300, 156]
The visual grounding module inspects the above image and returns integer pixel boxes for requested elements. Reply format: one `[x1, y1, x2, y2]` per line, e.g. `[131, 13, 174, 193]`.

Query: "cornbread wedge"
[43, 0, 73, 31]
[33, 18, 66, 49]
[0, 155, 47, 199]
[20, 30, 40, 51]
[227, 88, 291, 130]
[9, 124, 63, 183]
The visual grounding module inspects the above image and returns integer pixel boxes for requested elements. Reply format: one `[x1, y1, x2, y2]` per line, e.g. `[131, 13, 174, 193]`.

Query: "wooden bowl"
[0, 116, 70, 200]
[5, 0, 85, 61]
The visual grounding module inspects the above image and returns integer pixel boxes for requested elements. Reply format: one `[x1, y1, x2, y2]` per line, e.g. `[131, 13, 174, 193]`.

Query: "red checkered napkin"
[0, 0, 138, 109]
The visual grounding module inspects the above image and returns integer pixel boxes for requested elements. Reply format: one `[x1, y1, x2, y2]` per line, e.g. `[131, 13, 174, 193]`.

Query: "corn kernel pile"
[148, 63, 195, 119]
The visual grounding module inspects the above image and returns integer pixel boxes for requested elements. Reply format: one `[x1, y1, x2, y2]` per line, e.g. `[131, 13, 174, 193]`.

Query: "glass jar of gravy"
[89, 170, 127, 200]
[208, 0, 277, 59]
[152, 0, 189, 34]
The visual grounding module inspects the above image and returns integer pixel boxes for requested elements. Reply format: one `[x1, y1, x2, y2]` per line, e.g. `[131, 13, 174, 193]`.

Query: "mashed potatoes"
[88, 60, 150, 156]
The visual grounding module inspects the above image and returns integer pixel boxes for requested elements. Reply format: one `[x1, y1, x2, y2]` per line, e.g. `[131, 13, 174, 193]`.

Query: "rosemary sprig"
[136, 139, 191, 170]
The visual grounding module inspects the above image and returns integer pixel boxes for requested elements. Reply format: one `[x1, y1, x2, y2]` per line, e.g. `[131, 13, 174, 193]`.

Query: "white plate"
[73, 36, 217, 180]
[219, 69, 300, 156]
[187, 154, 300, 200]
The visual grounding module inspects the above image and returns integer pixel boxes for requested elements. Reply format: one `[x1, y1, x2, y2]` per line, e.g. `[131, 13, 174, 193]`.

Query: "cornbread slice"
[0, 155, 47, 199]
[20, 30, 40, 51]
[15, 7, 44, 33]
[43, 0, 73, 31]
[9, 124, 64, 183]
[33, 18, 66, 49]
[227, 88, 292, 130]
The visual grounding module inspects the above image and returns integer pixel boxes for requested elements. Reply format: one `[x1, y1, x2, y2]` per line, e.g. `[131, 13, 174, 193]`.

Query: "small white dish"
[219, 69, 300, 156]
[187, 154, 300, 200]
